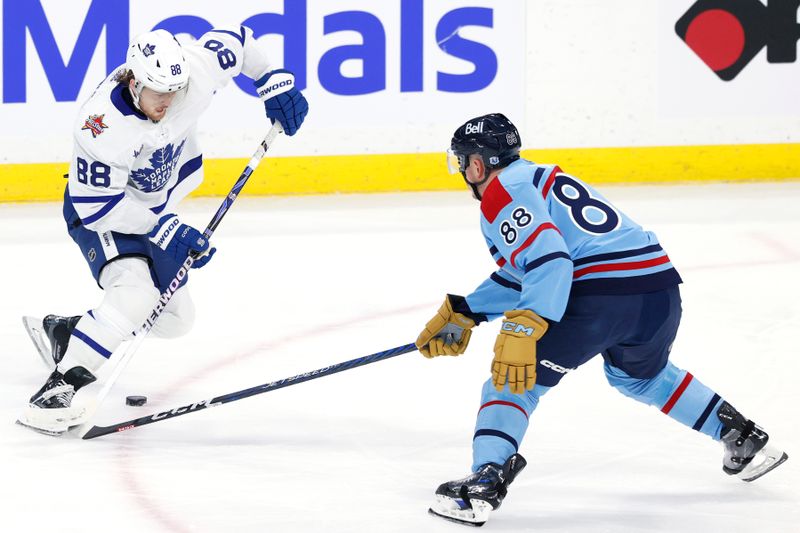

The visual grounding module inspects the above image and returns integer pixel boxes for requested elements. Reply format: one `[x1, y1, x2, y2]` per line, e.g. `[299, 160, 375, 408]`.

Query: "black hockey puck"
[126, 395, 147, 407]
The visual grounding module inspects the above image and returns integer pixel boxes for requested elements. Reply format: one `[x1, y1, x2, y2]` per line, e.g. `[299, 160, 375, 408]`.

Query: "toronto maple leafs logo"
[142, 43, 156, 57]
[129, 140, 186, 193]
[81, 114, 108, 138]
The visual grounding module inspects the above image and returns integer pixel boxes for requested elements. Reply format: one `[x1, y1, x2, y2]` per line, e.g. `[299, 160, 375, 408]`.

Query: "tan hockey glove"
[492, 309, 549, 394]
[416, 295, 476, 358]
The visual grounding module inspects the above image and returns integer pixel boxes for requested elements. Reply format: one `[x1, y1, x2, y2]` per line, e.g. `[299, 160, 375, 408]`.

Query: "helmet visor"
[446, 148, 466, 175]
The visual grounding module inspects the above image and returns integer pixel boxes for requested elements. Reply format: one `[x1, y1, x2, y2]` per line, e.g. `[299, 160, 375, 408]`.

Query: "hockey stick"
[81, 342, 417, 439]
[72, 123, 284, 438]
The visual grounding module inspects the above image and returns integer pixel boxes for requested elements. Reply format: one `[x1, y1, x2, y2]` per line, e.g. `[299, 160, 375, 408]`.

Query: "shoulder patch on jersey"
[81, 114, 109, 138]
[481, 178, 512, 223]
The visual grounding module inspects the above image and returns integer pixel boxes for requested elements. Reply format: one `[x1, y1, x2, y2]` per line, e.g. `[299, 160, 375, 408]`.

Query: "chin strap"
[129, 81, 144, 111]
[461, 169, 491, 201]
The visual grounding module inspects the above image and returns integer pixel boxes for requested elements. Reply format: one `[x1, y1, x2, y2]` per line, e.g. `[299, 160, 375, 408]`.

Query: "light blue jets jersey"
[464, 159, 682, 322]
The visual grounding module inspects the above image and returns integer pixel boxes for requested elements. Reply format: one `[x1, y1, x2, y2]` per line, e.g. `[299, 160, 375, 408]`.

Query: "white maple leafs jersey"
[67, 26, 272, 235]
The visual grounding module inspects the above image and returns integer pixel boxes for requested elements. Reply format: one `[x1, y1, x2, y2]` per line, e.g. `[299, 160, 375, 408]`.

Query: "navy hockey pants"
[471, 286, 726, 470]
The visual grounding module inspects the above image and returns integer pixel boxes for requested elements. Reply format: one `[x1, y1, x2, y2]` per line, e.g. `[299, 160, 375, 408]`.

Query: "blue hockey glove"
[148, 214, 216, 269]
[254, 69, 308, 136]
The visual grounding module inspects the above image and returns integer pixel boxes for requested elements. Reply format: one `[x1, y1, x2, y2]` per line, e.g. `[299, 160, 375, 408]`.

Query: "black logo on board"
[675, 0, 800, 80]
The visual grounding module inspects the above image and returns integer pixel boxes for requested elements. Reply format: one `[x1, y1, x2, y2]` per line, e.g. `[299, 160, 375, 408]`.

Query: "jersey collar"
[110, 84, 148, 121]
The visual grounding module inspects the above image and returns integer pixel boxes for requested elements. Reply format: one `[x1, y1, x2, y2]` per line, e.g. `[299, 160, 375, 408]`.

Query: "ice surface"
[2, 183, 798, 532]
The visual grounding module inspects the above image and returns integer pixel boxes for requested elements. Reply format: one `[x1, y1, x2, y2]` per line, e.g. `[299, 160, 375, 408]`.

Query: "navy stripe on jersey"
[151, 155, 203, 214]
[573, 244, 664, 267]
[491, 272, 521, 291]
[488, 245, 507, 267]
[473, 429, 519, 451]
[71, 193, 125, 225]
[524, 251, 572, 273]
[571, 268, 682, 296]
[693, 393, 721, 431]
[573, 254, 672, 280]
[532, 167, 545, 187]
[209, 27, 246, 46]
[72, 328, 112, 358]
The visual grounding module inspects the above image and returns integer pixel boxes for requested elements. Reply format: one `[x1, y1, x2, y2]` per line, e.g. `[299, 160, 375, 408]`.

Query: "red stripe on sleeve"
[479, 400, 529, 419]
[541, 166, 561, 199]
[573, 255, 671, 279]
[480, 178, 513, 223]
[496, 257, 507, 268]
[661, 372, 693, 414]
[510, 223, 560, 268]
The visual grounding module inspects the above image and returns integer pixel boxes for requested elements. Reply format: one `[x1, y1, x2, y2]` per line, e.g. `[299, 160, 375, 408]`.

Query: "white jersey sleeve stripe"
[208, 28, 246, 46]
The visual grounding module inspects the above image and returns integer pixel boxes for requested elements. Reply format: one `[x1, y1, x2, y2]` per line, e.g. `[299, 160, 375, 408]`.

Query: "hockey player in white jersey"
[19, 27, 308, 435]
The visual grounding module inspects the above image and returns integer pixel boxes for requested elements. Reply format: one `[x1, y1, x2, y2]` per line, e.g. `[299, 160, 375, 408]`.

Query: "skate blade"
[739, 445, 789, 482]
[15, 419, 66, 437]
[428, 495, 492, 527]
[22, 316, 55, 370]
[18, 404, 87, 436]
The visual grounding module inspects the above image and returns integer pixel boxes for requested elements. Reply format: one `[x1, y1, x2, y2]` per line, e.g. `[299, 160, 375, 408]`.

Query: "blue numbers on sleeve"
[76, 157, 111, 187]
[203, 39, 237, 70]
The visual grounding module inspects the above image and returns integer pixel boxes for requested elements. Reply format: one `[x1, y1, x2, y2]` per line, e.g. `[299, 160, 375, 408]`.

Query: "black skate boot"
[22, 314, 81, 369]
[43, 315, 81, 366]
[428, 454, 526, 527]
[17, 366, 97, 436]
[717, 401, 788, 482]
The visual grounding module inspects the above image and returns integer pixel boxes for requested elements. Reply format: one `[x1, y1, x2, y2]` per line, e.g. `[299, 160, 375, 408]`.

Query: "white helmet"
[126, 29, 189, 103]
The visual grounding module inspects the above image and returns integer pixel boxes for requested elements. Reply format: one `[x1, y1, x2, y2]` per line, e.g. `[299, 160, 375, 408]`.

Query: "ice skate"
[717, 402, 788, 482]
[428, 453, 526, 527]
[17, 366, 96, 436]
[22, 314, 80, 369]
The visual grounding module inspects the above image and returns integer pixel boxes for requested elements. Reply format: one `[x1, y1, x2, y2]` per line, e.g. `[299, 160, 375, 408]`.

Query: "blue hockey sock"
[471, 379, 551, 471]
[604, 362, 725, 440]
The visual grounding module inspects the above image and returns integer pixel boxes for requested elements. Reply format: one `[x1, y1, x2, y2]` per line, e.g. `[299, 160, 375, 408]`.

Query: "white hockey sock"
[150, 286, 195, 339]
[57, 310, 128, 374]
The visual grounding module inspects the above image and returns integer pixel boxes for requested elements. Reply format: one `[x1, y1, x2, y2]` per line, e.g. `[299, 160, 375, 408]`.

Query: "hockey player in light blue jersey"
[19, 27, 308, 435]
[417, 114, 788, 527]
